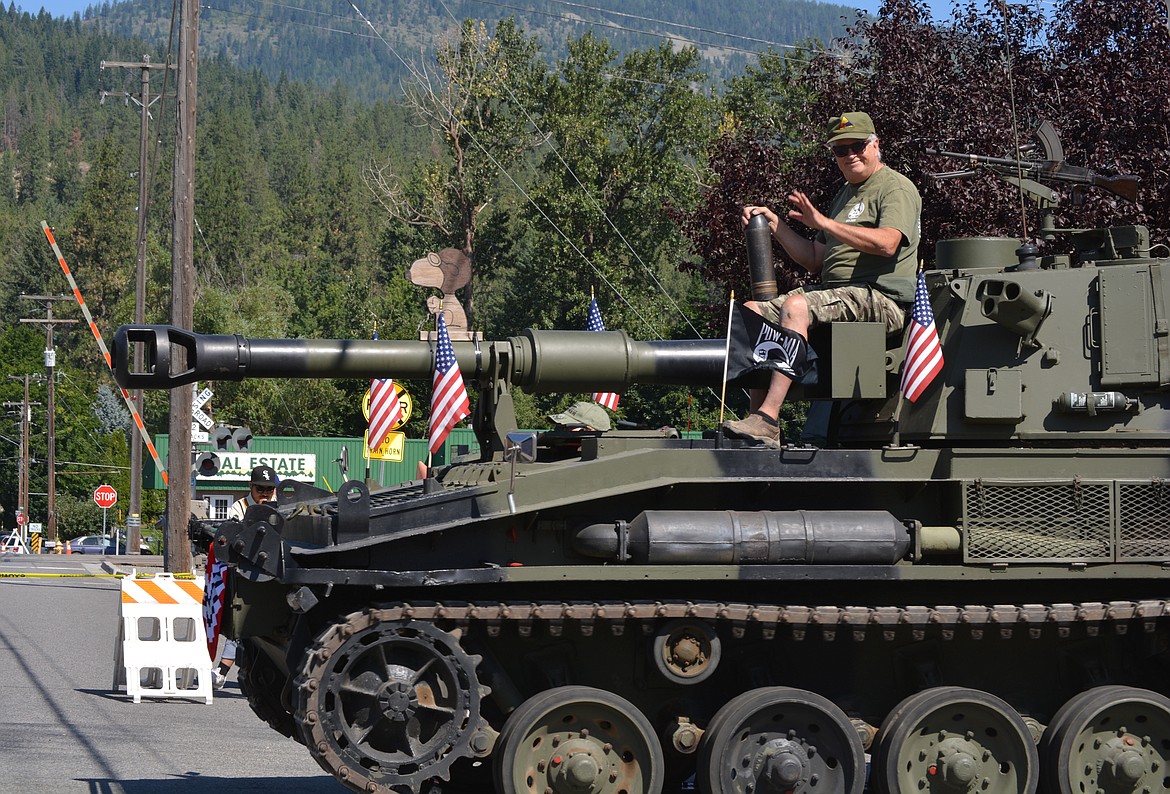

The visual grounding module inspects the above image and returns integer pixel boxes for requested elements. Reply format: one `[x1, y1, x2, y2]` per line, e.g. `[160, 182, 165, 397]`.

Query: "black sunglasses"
[829, 139, 869, 158]
[252, 485, 276, 493]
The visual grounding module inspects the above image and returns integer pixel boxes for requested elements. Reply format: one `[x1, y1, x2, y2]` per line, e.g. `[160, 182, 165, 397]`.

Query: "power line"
[469, 0, 829, 56]
[432, 0, 707, 340]
[200, 3, 376, 39]
[19, 295, 76, 543]
[349, 1, 664, 338]
[194, 0, 834, 61]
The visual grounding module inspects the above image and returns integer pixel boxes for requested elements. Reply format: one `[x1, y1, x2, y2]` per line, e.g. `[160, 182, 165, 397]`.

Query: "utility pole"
[100, 55, 174, 555]
[19, 296, 77, 544]
[166, 0, 199, 572]
[3, 376, 40, 536]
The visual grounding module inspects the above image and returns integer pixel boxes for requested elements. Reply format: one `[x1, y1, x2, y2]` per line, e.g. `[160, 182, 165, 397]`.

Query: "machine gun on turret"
[926, 147, 1139, 203]
[927, 120, 1139, 216]
[927, 121, 1141, 246]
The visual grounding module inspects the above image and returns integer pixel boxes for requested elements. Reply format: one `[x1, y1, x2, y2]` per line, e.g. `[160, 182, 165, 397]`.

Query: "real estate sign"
[198, 453, 317, 482]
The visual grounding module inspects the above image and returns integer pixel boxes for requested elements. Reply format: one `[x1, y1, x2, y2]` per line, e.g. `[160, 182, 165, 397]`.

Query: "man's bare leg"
[744, 296, 810, 421]
[725, 295, 811, 443]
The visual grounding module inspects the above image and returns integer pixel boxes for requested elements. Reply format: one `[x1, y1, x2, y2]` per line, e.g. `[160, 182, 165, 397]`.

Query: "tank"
[113, 183, 1170, 794]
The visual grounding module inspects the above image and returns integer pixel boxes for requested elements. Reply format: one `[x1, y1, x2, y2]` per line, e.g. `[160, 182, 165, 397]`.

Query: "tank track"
[342, 598, 1170, 640]
[293, 608, 491, 794]
[286, 597, 1170, 793]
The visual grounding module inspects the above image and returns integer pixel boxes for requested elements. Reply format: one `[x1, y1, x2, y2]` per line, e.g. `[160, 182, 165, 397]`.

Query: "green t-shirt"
[815, 165, 921, 304]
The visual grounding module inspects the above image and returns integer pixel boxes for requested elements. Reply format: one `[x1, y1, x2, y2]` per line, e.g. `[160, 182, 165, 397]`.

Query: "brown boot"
[721, 411, 782, 444]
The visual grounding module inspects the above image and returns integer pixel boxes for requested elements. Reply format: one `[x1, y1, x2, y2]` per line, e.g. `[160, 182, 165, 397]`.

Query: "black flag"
[726, 302, 818, 386]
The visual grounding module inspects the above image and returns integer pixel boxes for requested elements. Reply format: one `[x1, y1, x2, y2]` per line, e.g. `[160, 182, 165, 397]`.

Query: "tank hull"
[216, 438, 1170, 794]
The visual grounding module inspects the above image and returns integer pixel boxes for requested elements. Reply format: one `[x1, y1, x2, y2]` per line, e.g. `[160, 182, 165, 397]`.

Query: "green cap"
[548, 401, 612, 431]
[826, 112, 876, 144]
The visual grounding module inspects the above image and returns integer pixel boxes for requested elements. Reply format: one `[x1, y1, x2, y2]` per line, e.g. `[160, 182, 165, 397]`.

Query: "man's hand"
[786, 190, 829, 231]
[742, 202, 825, 274]
[742, 205, 779, 234]
[788, 190, 903, 258]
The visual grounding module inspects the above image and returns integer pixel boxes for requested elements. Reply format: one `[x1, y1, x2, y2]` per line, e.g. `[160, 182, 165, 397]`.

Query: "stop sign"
[94, 485, 118, 509]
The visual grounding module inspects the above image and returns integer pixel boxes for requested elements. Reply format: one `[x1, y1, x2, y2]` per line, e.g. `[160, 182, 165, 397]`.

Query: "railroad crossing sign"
[94, 484, 118, 510]
[192, 407, 215, 431]
[361, 383, 413, 430]
[362, 383, 413, 462]
[192, 385, 215, 432]
[192, 386, 213, 410]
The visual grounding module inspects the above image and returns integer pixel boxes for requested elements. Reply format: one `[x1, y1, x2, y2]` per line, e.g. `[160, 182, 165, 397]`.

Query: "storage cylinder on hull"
[574, 510, 911, 564]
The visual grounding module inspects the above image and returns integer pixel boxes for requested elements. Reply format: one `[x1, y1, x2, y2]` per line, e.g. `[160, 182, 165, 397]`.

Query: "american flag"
[428, 314, 471, 454]
[367, 331, 403, 452]
[587, 297, 620, 410]
[900, 271, 944, 402]
[367, 378, 401, 452]
[202, 543, 227, 660]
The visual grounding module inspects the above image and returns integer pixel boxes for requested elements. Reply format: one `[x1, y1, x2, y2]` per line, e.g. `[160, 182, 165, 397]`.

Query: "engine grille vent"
[963, 479, 1114, 563]
[1118, 480, 1170, 561]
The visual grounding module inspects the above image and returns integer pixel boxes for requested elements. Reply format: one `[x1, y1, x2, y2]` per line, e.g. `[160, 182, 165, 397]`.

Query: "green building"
[149, 429, 480, 521]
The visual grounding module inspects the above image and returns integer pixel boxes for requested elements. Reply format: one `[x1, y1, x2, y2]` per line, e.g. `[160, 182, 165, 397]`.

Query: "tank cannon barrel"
[111, 324, 728, 391]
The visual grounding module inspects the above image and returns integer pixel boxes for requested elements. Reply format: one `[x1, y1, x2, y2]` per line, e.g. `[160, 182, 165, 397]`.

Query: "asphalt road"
[0, 554, 767, 794]
[0, 553, 343, 794]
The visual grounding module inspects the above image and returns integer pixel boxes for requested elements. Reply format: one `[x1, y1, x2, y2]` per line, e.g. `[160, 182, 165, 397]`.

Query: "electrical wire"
[433, 0, 708, 341]
[464, 0, 830, 60]
[348, 1, 665, 339]
[192, 0, 837, 62]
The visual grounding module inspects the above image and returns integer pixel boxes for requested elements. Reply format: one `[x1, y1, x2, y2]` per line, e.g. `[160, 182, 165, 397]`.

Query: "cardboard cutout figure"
[407, 248, 472, 338]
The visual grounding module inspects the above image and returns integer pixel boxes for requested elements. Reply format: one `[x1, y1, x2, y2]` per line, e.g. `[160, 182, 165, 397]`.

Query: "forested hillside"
[0, 6, 439, 535]
[0, 5, 739, 536]
[1, 0, 1166, 539]
[76, 0, 860, 100]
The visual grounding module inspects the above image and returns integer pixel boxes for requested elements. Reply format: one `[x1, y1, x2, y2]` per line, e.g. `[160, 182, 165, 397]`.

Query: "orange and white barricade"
[113, 572, 214, 704]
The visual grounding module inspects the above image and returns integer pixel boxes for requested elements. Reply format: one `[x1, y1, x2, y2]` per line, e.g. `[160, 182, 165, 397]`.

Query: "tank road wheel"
[236, 637, 300, 742]
[1039, 685, 1170, 794]
[295, 611, 489, 794]
[695, 687, 865, 794]
[651, 619, 721, 685]
[493, 685, 665, 794]
[872, 687, 1039, 794]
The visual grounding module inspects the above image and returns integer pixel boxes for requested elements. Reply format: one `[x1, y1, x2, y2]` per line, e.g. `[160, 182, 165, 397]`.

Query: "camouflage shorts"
[757, 284, 906, 336]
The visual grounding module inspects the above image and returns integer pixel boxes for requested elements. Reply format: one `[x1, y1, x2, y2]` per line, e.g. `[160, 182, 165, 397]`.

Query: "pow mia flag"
[725, 302, 818, 386]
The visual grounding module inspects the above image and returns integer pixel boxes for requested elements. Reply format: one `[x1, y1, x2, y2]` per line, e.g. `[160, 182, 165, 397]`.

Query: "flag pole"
[719, 291, 735, 425]
[428, 310, 437, 477]
[365, 321, 376, 481]
[891, 390, 906, 448]
[890, 261, 925, 448]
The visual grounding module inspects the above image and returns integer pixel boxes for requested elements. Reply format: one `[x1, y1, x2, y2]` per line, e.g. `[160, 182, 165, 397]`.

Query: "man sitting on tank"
[722, 111, 922, 445]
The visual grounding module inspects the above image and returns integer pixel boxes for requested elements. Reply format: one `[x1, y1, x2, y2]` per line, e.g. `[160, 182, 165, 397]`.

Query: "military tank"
[113, 150, 1170, 794]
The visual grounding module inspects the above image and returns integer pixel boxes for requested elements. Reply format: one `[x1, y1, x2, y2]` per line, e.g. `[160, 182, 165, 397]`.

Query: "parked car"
[68, 535, 154, 554]
[69, 535, 113, 554]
